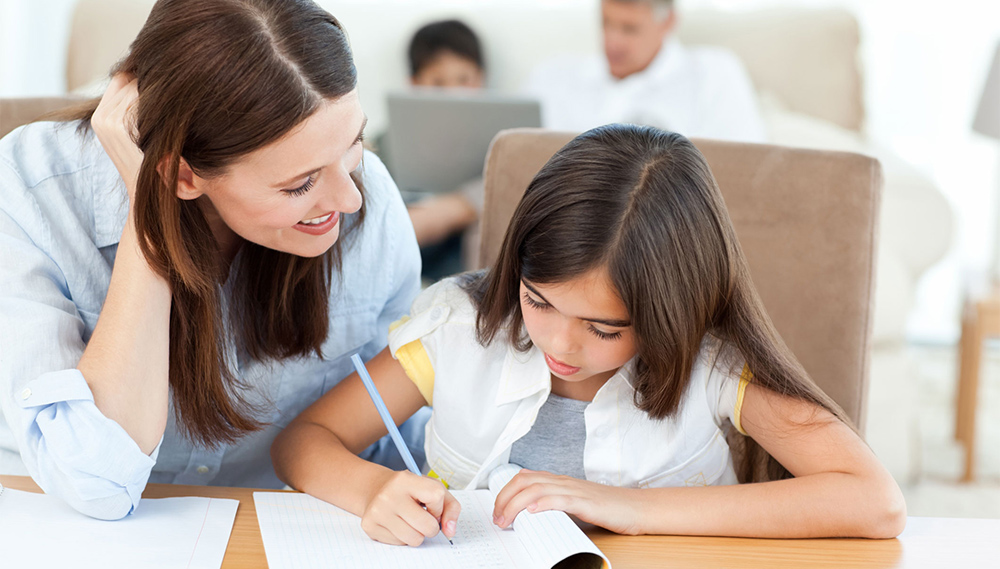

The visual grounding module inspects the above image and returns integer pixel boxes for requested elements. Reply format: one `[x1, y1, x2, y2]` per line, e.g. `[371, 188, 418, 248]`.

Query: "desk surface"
[2, 475, 998, 569]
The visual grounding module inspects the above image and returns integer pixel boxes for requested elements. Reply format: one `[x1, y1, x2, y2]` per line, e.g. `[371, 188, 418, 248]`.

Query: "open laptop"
[385, 90, 542, 203]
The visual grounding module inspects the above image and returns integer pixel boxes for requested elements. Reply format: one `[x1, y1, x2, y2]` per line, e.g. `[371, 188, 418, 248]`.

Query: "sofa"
[33, 0, 954, 481]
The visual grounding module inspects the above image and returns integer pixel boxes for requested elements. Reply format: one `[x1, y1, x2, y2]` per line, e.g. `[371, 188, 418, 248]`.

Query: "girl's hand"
[361, 470, 462, 546]
[91, 73, 144, 199]
[492, 469, 644, 535]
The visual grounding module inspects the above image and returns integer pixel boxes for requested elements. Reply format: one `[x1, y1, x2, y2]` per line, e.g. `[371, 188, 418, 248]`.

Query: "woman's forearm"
[633, 471, 906, 539]
[76, 219, 172, 454]
[272, 421, 394, 516]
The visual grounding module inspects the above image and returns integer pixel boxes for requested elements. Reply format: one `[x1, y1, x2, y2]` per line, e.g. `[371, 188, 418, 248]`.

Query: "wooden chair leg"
[956, 299, 991, 483]
[955, 304, 979, 445]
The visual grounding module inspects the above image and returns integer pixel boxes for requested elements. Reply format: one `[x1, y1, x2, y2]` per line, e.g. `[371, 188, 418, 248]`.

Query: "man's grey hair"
[607, 0, 674, 21]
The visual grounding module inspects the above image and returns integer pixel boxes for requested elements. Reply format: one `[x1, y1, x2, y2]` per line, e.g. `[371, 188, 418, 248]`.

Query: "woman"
[0, 0, 425, 519]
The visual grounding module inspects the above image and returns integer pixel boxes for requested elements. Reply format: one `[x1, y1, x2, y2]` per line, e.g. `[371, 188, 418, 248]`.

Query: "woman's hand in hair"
[92, 73, 144, 200]
[492, 469, 644, 535]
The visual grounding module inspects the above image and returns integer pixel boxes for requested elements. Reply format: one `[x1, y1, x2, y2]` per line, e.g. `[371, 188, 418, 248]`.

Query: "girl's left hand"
[492, 469, 644, 535]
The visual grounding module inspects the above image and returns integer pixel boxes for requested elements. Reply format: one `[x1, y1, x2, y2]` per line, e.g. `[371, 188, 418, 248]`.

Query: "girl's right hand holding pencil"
[361, 469, 461, 546]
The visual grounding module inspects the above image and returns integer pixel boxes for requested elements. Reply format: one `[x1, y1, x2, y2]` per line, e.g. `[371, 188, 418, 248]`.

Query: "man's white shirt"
[523, 38, 767, 143]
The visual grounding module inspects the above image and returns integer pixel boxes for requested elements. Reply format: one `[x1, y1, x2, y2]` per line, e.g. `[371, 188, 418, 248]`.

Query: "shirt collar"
[494, 346, 641, 407]
[495, 345, 550, 407]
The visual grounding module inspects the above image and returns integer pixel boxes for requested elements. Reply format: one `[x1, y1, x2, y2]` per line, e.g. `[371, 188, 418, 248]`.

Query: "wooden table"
[3, 475, 998, 568]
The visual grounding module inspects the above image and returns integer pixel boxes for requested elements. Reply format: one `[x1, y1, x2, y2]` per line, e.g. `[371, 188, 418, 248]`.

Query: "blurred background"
[2, 0, 999, 518]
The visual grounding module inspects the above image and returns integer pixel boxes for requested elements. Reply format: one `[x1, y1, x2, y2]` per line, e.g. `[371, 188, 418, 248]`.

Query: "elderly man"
[524, 0, 766, 143]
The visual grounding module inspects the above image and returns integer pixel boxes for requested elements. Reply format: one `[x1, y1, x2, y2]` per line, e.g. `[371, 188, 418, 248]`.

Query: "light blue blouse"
[0, 121, 422, 520]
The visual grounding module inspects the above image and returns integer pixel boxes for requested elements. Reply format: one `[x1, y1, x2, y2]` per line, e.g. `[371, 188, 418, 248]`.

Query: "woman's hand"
[361, 470, 462, 546]
[91, 73, 144, 199]
[492, 469, 644, 535]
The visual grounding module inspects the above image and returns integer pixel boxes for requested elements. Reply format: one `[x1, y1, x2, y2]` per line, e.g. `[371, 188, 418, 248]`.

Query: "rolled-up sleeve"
[15, 371, 159, 519]
[1, 172, 156, 520]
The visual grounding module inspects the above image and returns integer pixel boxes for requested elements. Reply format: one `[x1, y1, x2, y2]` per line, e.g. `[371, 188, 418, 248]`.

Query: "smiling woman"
[0, 0, 425, 520]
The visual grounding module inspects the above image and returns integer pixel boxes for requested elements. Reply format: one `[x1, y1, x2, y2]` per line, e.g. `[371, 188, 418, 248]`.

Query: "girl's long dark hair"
[51, 0, 366, 447]
[468, 124, 849, 482]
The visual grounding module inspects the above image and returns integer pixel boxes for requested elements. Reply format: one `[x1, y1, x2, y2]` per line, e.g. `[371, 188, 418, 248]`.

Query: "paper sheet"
[254, 467, 609, 569]
[0, 485, 238, 569]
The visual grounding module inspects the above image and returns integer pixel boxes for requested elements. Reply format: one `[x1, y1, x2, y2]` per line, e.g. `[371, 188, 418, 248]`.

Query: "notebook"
[254, 464, 611, 569]
[0, 480, 239, 569]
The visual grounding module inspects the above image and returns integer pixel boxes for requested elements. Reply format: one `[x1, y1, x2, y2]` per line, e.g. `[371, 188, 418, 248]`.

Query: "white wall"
[0, 0, 76, 97]
[3, 0, 999, 344]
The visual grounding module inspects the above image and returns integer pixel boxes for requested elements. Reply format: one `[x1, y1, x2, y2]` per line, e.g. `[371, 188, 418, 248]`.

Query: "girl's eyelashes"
[522, 292, 549, 310]
[588, 326, 623, 341]
[282, 175, 315, 197]
[523, 292, 624, 341]
[354, 132, 365, 146]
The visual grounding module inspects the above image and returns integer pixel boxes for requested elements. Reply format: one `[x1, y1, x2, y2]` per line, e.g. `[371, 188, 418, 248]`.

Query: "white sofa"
[65, 0, 951, 480]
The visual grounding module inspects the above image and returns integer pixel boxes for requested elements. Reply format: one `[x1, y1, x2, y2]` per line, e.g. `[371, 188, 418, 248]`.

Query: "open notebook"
[254, 464, 610, 569]
[0, 480, 238, 569]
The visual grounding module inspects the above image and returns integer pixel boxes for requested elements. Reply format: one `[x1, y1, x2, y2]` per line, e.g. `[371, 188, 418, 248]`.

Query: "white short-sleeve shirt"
[388, 277, 751, 491]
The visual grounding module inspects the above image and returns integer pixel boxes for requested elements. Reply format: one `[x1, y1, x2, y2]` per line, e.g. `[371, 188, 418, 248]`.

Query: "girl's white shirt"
[388, 277, 750, 491]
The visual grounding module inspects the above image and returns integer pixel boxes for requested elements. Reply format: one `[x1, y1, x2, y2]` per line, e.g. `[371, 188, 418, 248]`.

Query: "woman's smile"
[293, 211, 340, 235]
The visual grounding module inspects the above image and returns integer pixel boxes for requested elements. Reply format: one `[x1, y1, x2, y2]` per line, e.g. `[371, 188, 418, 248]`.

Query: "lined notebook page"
[255, 471, 611, 569]
[488, 465, 609, 569]
[254, 490, 529, 568]
[0, 485, 238, 569]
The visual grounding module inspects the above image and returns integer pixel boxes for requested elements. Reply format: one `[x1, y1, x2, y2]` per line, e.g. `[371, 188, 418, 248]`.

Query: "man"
[524, 0, 766, 143]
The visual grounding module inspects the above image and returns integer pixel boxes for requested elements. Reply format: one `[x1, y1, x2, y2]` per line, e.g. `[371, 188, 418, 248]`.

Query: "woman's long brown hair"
[52, 0, 366, 447]
[468, 125, 849, 482]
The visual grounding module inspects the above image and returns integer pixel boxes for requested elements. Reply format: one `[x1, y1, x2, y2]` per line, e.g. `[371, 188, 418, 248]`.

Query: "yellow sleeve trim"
[389, 314, 410, 333]
[426, 469, 450, 489]
[733, 364, 752, 436]
[394, 339, 434, 405]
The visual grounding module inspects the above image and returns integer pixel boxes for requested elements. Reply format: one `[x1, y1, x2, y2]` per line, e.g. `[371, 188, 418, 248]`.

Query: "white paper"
[0, 485, 238, 569]
[254, 468, 610, 569]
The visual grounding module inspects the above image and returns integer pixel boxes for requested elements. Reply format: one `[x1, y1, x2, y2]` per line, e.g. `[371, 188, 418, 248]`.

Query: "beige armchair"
[0, 97, 85, 139]
[478, 129, 882, 431]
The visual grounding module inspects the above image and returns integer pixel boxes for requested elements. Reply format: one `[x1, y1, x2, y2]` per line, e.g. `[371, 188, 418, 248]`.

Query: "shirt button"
[430, 307, 444, 321]
[598, 480, 611, 485]
[196, 465, 210, 474]
[20, 388, 31, 400]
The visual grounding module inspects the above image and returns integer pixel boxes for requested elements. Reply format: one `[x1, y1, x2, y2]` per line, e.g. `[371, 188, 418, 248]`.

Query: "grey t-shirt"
[508, 393, 589, 479]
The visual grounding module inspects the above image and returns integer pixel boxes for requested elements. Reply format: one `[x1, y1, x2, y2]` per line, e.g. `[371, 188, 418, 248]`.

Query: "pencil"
[350, 353, 454, 546]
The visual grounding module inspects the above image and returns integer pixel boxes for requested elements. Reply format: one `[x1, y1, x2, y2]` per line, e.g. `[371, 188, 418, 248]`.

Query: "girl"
[272, 124, 906, 545]
[0, 0, 427, 520]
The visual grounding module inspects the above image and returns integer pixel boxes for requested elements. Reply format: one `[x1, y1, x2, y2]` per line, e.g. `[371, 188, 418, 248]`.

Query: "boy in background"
[378, 20, 485, 282]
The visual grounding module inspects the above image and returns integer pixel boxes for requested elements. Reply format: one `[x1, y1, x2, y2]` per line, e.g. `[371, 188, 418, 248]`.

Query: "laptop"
[384, 90, 542, 202]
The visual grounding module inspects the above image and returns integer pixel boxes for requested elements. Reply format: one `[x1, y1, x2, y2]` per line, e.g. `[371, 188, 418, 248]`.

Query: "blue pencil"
[350, 353, 454, 545]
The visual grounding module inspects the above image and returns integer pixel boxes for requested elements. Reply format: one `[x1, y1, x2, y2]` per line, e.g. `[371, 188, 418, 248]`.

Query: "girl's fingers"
[365, 523, 405, 546]
[381, 513, 430, 547]
[496, 481, 560, 528]
[410, 474, 450, 507]
[492, 470, 533, 519]
[440, 491, 462, 538]
[398, 499, 444, 539]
